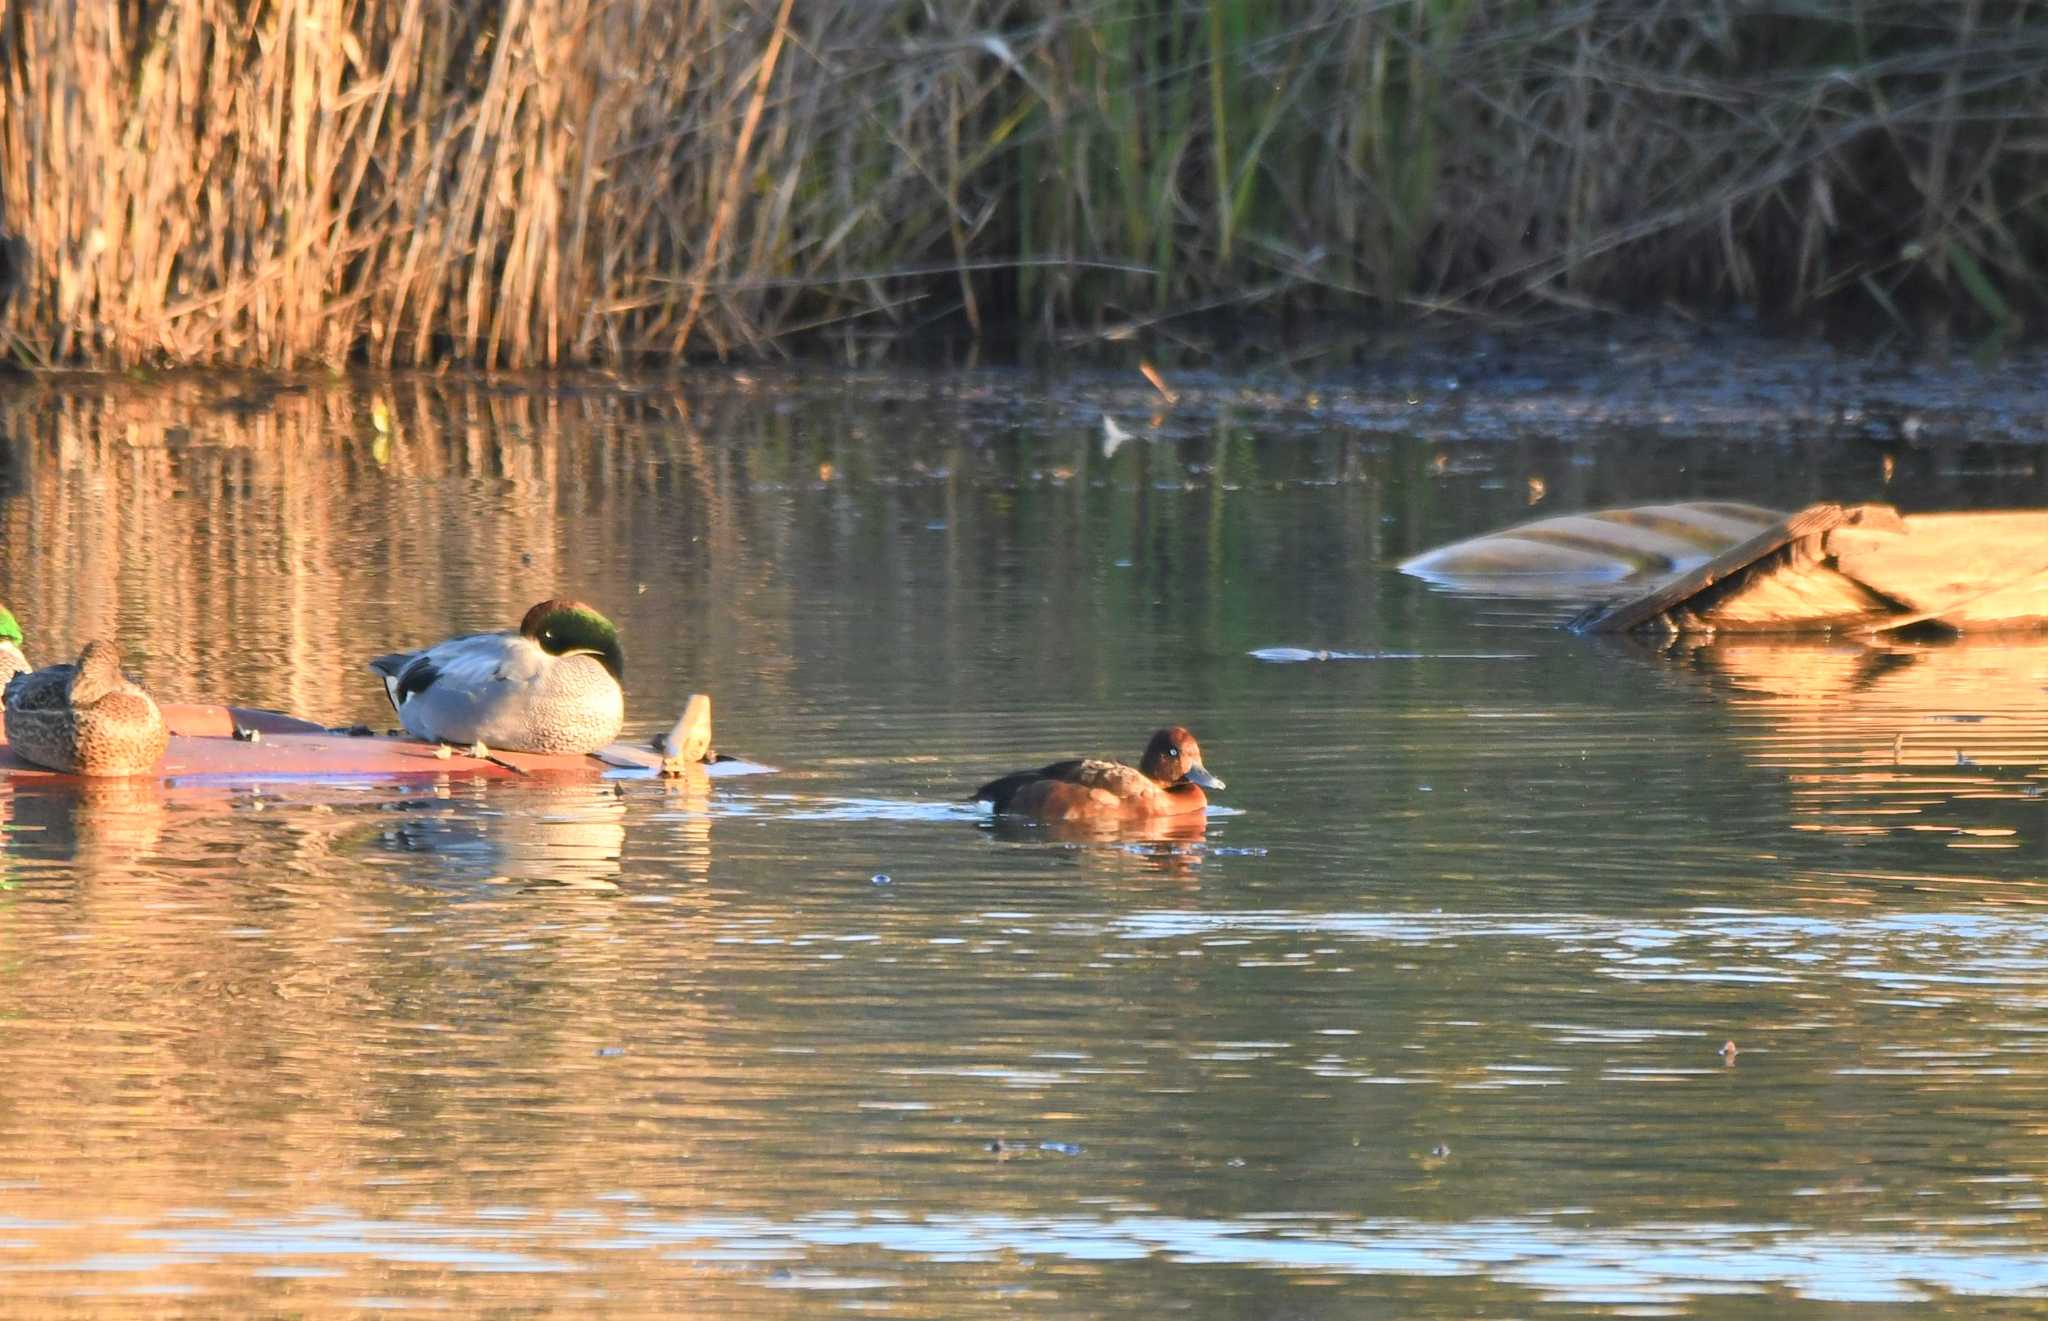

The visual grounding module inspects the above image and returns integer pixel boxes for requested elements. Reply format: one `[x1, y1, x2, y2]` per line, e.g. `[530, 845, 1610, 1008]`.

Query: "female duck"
[974, 726, 1224, 822]
[0, 606, 26, 683]
[369, 599, 624, 755]
[3, 639, 169, 776]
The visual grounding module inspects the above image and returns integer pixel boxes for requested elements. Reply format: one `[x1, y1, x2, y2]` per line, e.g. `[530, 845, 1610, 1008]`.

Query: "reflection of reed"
[0, 377, 809, 730]
[0, 375, 1301, 754]
[0, 781, 754, 1314]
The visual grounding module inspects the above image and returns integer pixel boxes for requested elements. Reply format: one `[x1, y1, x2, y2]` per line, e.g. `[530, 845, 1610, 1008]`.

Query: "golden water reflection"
[2, 375, 2048, 1315]
[1657, 637, 2048, 871]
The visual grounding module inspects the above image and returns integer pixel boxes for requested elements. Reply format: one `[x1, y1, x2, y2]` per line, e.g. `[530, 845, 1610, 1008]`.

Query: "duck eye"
[1167, 747, 1179, 757]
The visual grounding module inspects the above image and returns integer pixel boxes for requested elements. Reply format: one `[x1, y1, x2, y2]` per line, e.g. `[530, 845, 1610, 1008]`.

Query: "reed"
[0, 0, 2043, 368]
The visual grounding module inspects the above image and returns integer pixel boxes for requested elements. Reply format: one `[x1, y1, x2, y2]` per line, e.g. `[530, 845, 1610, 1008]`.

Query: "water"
[0, 357, 2045, 1316]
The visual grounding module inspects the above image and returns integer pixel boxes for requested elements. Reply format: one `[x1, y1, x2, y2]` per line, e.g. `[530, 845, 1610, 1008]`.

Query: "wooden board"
[1843, 512, 2048, 632]
[1574, 503, 2048, 635]
[0, 703, 771, 783]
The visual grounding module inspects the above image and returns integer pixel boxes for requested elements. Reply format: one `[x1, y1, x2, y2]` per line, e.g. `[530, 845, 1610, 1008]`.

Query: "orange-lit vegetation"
[0, 0, 2041, 368]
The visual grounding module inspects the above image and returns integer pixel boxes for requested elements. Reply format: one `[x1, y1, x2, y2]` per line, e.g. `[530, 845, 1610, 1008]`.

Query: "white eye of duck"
[1167, 747, 1179, 757]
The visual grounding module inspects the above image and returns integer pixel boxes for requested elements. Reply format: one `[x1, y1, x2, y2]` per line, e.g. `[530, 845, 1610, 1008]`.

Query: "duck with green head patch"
[0, 606, 26, 683]
[368, 599, 625, 755]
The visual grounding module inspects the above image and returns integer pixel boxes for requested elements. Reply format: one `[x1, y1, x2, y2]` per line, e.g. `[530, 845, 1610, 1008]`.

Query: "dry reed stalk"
[0, 0, 2043, 368]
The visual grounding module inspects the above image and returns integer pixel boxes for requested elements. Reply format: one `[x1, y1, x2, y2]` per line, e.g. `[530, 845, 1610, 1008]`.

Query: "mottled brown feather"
[3, 640, 168, 776]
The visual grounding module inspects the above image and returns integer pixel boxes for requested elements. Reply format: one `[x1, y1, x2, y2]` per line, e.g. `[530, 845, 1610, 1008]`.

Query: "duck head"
[1139, 725, 1224, 790]
[521, 599, 625, 682]
[0, 605, 20, 649]
[66, 639, 127, 706]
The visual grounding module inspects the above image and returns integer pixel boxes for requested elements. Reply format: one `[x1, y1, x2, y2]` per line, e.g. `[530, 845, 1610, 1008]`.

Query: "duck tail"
[969, 772, 1034, 811]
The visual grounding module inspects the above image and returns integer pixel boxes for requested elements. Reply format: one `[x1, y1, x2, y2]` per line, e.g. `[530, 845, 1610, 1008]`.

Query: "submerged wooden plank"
[1572, 503, 1853, 633]
[1401, 500, 1784, 586]
[0, 696, 770, 783]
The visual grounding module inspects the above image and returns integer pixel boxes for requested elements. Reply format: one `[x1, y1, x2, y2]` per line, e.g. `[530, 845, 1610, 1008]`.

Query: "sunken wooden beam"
[1399, 501, 1784, 590]
[1573, 502, 2048, 635]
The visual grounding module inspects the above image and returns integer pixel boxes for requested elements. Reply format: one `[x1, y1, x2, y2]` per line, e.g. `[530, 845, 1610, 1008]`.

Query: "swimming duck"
[973, 726, 1225, 822]
[3, 639, 169, 776]
[369, 599, 625, 755]
[0, 605, 26, 683]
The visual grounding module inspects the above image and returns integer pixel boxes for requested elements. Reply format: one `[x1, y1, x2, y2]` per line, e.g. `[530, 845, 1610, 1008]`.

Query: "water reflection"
[1645, 637, 2048, 857]
[0, 777, 166, 870]
[368, 782, 630, 891]
[1, 369, 2047, 1317]
[11, 1203, 2048, 1311]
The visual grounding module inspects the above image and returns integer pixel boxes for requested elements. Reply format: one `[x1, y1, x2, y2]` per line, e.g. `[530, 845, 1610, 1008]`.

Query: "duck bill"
[1184, 765, 1224, 791]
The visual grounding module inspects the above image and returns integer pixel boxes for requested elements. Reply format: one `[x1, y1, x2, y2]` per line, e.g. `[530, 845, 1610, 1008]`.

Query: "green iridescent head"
[0, 605, 21, 647]
[519, 599, 623, 681]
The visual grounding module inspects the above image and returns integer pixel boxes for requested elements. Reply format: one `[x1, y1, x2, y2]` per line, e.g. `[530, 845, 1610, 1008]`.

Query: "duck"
[3, 639, 169, 776]
[0, 605, 26, 683]
[368, 599, 625, 755]
[973, 726, 1225, 822]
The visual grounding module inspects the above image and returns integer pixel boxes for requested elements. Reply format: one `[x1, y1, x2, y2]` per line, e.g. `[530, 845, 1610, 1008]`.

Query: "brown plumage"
[3, 640, 169, 776]
[973, 726, 1224, 822]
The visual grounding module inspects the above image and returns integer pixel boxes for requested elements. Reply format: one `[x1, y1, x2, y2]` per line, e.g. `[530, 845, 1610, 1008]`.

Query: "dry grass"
[0, 0, 2043, 368]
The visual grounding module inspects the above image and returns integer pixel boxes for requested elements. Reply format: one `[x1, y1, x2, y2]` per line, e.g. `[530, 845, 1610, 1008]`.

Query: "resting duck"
[369, 599, 625, 755]
[974, 726, 1225, 822]
[3, 639, 169, 776]
[0, 605, 26, 683]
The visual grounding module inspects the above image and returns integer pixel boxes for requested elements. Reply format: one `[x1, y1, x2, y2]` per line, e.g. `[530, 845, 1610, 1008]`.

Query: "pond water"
[0, 345, 2046, 1316]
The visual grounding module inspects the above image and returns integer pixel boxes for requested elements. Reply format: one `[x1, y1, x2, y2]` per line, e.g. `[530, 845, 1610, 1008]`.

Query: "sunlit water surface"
[0, 355, 2045, 1316]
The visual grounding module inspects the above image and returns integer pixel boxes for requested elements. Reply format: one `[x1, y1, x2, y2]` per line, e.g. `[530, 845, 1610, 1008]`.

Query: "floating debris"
[1139, 360, 1178, 405]
[1249, 647, 1533, 664]
[1101, 413, 1134, 458]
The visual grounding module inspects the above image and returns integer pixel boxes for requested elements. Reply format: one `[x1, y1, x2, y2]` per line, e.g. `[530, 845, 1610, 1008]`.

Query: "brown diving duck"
[973, 725, 1225, 822]
[3, 639, 169, 776]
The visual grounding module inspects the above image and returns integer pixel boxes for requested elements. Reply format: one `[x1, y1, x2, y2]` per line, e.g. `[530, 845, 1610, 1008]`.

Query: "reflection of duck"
[0, 605, 27, 682]
[369, 599, 624, 754]
[3, 640, 168, 776]
[380, 782, 629, 890]
[974, 726, 1224, 822]
[0, 776, 166, 869]
[991, 808, 1210, 846]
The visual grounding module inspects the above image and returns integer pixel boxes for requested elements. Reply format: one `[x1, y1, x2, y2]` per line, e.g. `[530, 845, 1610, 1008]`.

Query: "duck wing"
[973, 756, 1145, 809]
[4, 662, 75, 712]
[1047, 757, 1149, 796]
[369, 629, 532, 716]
